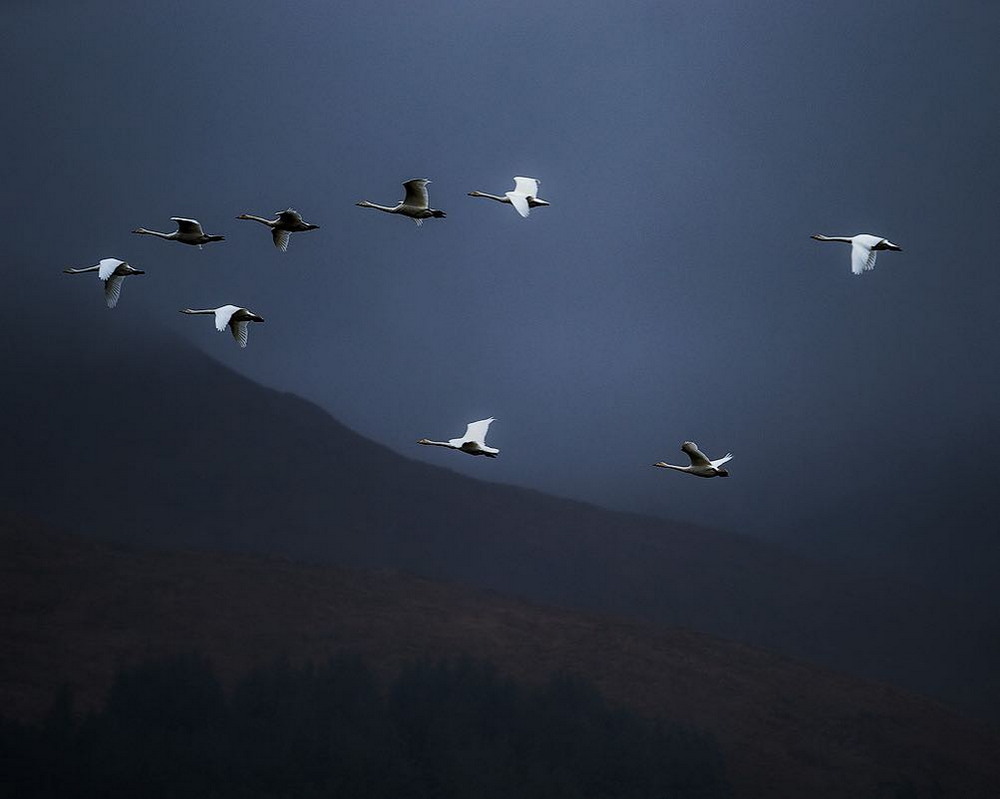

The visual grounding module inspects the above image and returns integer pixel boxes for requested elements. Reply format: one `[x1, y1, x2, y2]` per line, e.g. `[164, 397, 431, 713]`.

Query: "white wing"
[97, 258, 124, 280]
[710, 453, 734, 468]
[214, 305, 238, 331]
[104, 276, 124, 308]
[277, 208, 304, 225]
[171, 217, 205, 236]
[402, 179, 430, 209]
[231, 320, 249, 348]
[456, 417, 495, 446]
[681, 441, 712, 468]
[851, 241, 877, 275]
[505, 192, 531, 218]
[272, 228, 290, 251]
[512, 176, 539, 197]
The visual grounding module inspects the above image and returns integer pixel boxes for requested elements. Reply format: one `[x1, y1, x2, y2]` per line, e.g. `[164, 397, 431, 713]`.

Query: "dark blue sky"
[5, 2, 1000, 587]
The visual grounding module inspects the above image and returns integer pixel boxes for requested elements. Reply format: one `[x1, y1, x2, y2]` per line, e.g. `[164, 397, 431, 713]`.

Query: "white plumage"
[63, 258, 145, 308]
[180, 305, 265, 349]
[469, 176, 550, 218]
[810, 234, 902, 275]
[418, 417, 499, 457]
[654, 441, 733, 478]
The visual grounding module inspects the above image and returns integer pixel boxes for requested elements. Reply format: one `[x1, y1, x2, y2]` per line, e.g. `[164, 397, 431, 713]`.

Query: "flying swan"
[654, 441, 732, 478]
[63, 258, 145, 308]
[468, 176, 549, 218]
[180, 305, 264, 349]
[236, 208, 319, 251]
[418, 417, 499, 457]
[810, 234, 902, 275]
[132, 217, 225, 248]
[356, 178, 446, 226]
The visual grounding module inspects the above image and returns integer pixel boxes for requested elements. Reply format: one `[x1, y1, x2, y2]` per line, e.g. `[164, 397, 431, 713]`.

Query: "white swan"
[63, 258, 145, 308]
[236, 208, 319, 252]
[180, 305, 264, 349]
[468, 176, 549, 218]
[418, 417, 499, 457]
[810, 234, 902, 275]
[654, 441, 732, 478]
[356, 178, 446, 226]
[132, 217, 225, 248]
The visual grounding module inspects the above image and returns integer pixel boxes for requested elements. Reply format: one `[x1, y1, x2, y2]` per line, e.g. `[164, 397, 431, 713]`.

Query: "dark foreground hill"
[2, 518, 998, 799]
[0, 299, 997, 719]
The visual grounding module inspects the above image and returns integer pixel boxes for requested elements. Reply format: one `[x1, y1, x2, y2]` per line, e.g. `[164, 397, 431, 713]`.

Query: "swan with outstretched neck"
[356, 178, 446, 226]
[132, 217, 225, 248]
[468, 176, 549, 218]
[654, 441, 732, 478]
[236, 208, 319, 251]
[810, 234, 901, 275]
[63, 258, 145, 308]
[180, 305, 264, 349]
[418, 418, 499, 457]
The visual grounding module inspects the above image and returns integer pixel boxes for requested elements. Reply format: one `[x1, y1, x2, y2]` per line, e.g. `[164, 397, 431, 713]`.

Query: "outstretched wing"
[97, 258, 123, 280]
[511, 176, 539, 197]
[710, 453, 734, 469]
[402, 179, 430, 209]
[230, 320, 249, 348]
[851, 241, 877, 275]
[272, 228, 290, 251]
[277, 208, 304, 225]
[681, 441, 712, 468]
[104, 276, 124, 308]
[461, 417, 495, 445]
[214, 305, 238, 332]
[171, 217, 205, 236]
[505, 191, 531, 218]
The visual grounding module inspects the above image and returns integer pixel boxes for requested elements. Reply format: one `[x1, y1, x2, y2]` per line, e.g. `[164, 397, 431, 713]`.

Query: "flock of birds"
[62, 175, 902, 479]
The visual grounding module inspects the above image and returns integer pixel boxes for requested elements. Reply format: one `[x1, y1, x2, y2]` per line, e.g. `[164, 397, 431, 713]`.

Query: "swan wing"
[458, 417, 495, 445]
[97, 258, 124, 280]
[277, 208, 304, 225]
[214, 305, 238, 332]
[104, 276, 124, 308]
[231, 320, 249, 348]
[851, 241, 877, 275]
[505, 192, 531, 218]
[710, 453, 734, 469]
[512, 176, 539, 197]
[681, 441, 712, 468]
[171, 217, 205, 236]
[272, 228, 290, 252]
[402, 179, 430, 209]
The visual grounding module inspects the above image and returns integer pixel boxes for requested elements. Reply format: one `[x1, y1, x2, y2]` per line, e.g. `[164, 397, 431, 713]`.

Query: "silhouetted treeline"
[1, 653, 731, 799]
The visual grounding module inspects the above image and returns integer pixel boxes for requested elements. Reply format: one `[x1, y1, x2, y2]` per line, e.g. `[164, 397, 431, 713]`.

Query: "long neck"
[468, 191, 506, 202]
[134, 228, 172, 239]
[654, 462, 688, 472]
[63, 265, 101, 274]
[811, 234, 853, 243]
[180, 308, 216, 315]
[357, 201, 397, 213]
[239, 214, 274, 226]
[418, 439, 455, 449]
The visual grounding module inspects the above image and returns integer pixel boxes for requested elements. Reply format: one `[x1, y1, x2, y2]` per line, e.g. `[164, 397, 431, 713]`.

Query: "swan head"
[236, 213, 252, 220]
[417, 438, 433, 446]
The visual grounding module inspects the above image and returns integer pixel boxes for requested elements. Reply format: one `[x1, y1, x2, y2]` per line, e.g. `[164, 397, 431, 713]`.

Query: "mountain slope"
[0, 299, 996, 719]
[2, 517, 999, 799]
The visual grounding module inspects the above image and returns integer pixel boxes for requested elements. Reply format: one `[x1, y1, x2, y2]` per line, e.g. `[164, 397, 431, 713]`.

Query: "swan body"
[654, 441, 732, 478]
[468, 176, 549, 218]
[418, 417, 499, 457]
[356, 178, 446, 226]
[180, 305, 264, 348]
[132, 217, 225, 248]
[63, 258, 145, 308]
[236, 208, 319, 252]
[810, 234, 902, 275]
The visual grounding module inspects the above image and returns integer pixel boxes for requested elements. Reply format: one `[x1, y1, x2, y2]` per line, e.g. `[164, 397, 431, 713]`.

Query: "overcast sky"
[5, 1, 1000, 586]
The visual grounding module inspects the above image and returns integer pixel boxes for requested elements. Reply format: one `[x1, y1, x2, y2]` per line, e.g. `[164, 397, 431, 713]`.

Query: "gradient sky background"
[5, 2, 1000, 593]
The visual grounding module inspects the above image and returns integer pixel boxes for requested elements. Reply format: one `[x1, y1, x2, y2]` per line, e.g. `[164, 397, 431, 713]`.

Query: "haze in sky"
[4, 1, 999, 595]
